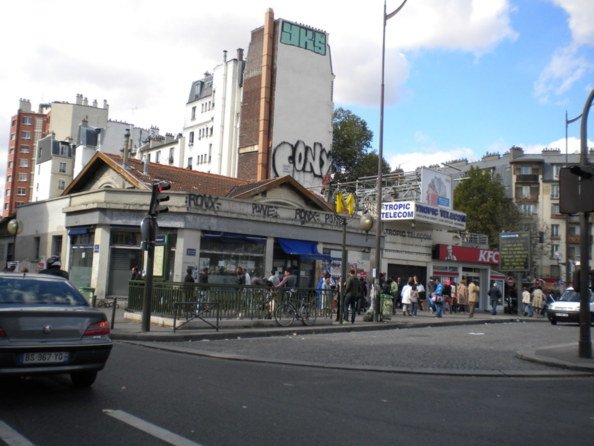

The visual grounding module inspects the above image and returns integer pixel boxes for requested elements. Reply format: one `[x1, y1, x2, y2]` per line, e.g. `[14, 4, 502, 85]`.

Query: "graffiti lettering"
[280, 21, 326, 56]
[187, 193, 221, 211]
[324, 213, 346, 226]
[294, 209, 321, 224]
[272, 140, 331, 180]
[252, 203, 279, 218]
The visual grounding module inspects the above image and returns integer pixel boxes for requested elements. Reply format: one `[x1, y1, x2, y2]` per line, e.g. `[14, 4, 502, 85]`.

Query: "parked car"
[0, 273, 112, 387]
[547, 287, 594, 325]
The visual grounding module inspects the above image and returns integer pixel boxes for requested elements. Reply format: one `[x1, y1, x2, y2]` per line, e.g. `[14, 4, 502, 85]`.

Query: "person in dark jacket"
[343, 269, 361, 323]
[39, 256, 69, 279]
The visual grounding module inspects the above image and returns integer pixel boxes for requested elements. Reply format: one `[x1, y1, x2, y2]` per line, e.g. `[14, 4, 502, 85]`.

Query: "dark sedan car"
[0, 273, 112, 387]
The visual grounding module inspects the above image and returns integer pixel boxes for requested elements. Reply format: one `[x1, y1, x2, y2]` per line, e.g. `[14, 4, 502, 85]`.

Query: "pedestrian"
[359, 277, 369, 313]
[277, 269, 297, 288]
[236, 267, 246, 285]
[532, 286, 546, 318]
[468, 279, 480, 318]
[39, 256, 69, 279]
[244, 268, 252, 285]
[268, 270, 280, 287]
[414, 276, 425, 311]
[390, 277, 399, 314]
[457, 279, 469, 313]
[488, 282, 502, 315]
[432, 277, 444, 318]
[409, 283, 419, 316]
[343, 269, 362, 323]
[184, 266, 195, 300]
[199, 267, 209, 284]
[522, 287, 533, 317]
[130, 266, 142, 280]
[401, 278, 413, 316]
[450, 281, 458, 313]
[251, 270, 266, 286]
[442, 279, 452, 313]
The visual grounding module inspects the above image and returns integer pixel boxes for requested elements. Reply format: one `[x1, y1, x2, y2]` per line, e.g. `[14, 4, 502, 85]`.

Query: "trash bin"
[79, 287, 96, 306]
[381, 293, 393, 320]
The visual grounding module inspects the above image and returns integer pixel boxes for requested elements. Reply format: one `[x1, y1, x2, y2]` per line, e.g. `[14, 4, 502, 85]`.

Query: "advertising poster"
[421, 168, 453, 209]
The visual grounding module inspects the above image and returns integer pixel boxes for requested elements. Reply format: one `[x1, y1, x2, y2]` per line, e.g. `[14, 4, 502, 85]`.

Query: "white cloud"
[535, 1, 594, 103]
[534, 44, 593, 103]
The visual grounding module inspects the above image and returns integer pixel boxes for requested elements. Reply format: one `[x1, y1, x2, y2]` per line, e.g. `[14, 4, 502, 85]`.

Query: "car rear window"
[0, 277, 88, 306]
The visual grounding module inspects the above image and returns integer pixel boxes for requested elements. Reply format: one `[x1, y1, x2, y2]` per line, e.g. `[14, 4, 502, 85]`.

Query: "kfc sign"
[434, 244, 500, 265]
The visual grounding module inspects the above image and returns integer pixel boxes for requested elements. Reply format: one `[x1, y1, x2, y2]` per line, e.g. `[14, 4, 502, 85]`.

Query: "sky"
[1, 0, 593, 185]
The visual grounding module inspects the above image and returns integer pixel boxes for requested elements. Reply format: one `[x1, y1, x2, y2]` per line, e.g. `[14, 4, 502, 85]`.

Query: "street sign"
[506, 276, 514, 286]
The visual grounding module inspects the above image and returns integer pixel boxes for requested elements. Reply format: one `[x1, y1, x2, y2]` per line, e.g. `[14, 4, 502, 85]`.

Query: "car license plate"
[556, 313, 569, 317]
[20, 352, 70, 364]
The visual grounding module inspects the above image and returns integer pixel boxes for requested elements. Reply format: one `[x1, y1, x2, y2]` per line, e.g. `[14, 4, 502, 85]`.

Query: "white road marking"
[0, 421, 36, 446]
[103, 409, 203, 446]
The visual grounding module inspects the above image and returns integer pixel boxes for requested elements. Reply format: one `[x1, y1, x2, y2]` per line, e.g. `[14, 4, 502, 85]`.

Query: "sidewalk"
[103, 306, 594, 374]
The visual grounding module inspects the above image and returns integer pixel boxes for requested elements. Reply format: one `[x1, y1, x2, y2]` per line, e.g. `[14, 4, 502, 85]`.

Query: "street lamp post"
[374, 0, 408, 322]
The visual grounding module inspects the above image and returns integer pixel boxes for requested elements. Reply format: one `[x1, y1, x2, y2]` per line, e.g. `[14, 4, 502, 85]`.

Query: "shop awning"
[277, 238, 331, 261]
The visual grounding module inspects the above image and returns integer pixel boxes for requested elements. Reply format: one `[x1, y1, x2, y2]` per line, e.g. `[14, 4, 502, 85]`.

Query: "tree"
[453, 167, 521, 248]
[331, 108, 390, 184]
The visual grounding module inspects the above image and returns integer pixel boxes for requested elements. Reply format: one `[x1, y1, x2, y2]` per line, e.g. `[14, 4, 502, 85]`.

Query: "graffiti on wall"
[186, 193, 221, 211]
[280, 21, 327, 56]
[272, 140, 331, 185]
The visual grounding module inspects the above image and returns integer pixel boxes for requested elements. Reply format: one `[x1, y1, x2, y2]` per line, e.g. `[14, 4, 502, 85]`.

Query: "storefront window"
[200, 232, 265, 284]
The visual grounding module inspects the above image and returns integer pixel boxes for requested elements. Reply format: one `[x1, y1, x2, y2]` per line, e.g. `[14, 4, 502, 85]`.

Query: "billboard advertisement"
[421, 168, 453, 209]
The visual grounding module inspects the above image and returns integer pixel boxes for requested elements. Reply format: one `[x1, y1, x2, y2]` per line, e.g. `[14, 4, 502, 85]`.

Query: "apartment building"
[3, 99, 49, 217]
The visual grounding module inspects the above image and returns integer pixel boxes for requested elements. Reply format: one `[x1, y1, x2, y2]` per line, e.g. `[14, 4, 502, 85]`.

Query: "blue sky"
[0, 0, 592, 181]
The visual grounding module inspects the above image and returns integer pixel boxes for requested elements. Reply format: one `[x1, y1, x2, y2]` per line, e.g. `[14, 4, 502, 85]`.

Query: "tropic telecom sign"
[381, 201, 466, 230]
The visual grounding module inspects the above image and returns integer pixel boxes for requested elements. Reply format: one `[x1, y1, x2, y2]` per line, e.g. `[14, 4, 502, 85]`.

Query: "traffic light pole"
[578, 88, 594, 359]
[141, 238, 155, 332]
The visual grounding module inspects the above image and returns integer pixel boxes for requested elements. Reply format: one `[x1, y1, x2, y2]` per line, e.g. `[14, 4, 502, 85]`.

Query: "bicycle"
[274, 290, 317, 327]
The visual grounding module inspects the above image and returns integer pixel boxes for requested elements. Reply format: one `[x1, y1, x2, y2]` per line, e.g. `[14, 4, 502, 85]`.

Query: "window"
[5, 189, 10, 196]
[59, 162, 67, 173]
[187, 157, 193, 168]
[22, 117, 32, 125]
[551, 224, 560, 237]
[16, 188, 26, 196]
[19, 159, 28, 167]
[550, 244, 560, 259]
[191, 106, 196, 120]
[169, 148, 174, 164]
[569, 225, 580, 236]
[58, 180, 65, 190]
[22, 131, 31, 139]
[518, 203, 536, 215]
[6, 175, 11, 183]
[189, 131, 194, 144]
[20, 145, 30, 153]
[551, 203, 560, 215]
[7, 161, 13, 169]
[18, 173, 27, 181]
[551, 184, 559, 199]
[553, 165, 561, 178]
[156, 151, 161, 163]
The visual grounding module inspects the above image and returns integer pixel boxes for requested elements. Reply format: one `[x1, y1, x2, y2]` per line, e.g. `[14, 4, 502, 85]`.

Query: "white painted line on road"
[102, 409, 203, 446]
[0, 421, 36, 446]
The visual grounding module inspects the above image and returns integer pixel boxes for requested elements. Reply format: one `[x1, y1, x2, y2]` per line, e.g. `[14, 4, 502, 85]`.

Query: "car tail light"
[84, 321, 110, 336]
[0, 328, 6, 338]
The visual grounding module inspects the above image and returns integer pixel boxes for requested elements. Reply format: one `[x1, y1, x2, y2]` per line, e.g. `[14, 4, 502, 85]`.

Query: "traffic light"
[148, 181, 171, 216]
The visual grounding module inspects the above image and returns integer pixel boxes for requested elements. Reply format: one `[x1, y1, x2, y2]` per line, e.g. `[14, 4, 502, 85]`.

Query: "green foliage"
[453, 167, 521, 248]
[331, 108, 390, 184]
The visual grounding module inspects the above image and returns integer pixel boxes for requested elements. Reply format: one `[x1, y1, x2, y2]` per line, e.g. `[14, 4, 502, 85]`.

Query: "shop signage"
[434, 244, 500, 265]
[381, 201, 466, 230]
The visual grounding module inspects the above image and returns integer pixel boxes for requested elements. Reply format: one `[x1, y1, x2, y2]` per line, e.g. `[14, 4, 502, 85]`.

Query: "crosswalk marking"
[0, 421, 36, 446]
[103, 409, 203, 446]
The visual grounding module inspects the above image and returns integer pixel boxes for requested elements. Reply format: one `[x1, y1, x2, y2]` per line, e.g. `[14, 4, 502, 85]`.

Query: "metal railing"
[128, 281, 338, 321]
